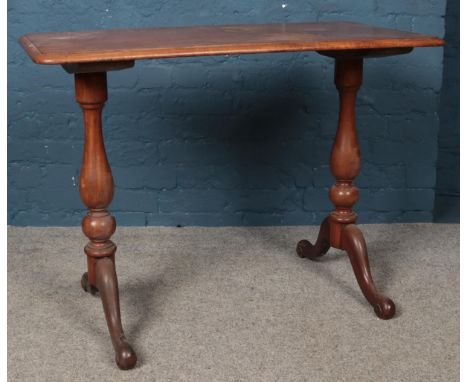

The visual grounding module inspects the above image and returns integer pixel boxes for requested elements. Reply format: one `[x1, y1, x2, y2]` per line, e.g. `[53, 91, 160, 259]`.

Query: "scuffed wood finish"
[19, 21, 443, 64]
[75, 72, 137, 369]
[296, 58, 395, 319]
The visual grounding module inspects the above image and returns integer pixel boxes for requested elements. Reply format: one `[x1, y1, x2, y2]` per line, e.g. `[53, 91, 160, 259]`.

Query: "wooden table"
[19, 22, 443, 370]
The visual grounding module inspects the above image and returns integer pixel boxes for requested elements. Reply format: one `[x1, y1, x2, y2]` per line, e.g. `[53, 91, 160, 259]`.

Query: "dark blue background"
[8, 1, 457, 226]
[435, 0, 459, 222]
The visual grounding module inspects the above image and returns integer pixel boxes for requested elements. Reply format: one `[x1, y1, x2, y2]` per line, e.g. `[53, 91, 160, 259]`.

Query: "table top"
[19, 21, 443, 65]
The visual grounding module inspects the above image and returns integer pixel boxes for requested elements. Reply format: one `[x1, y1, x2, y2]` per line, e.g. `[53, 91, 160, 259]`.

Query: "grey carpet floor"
[8, 224, 459, 382]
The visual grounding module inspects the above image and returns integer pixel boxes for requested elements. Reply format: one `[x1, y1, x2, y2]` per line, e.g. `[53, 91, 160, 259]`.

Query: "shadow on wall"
[105, 52, 436, 227]
[8, 45, 445, 226]
[118, 55, 330, 226]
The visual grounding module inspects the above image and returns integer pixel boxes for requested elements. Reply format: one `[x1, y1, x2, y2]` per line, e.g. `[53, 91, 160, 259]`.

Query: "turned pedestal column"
[296, 58, 395, 319]
[75, 72, 137, 369]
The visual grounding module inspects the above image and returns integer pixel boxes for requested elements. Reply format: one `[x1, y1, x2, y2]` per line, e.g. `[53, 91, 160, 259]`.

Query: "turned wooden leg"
[297, 58, 395, 319]
[75, 72, 137, 369]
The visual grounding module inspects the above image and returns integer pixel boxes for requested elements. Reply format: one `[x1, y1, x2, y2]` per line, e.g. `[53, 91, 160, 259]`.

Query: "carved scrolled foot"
[96, 257, 137, 370]
[81, 272, 99, 296]
[341, 224, 395, 320]
[114, 341, 137, 370]
[296, 217, 331, 259]
[372, 297, 396, 320]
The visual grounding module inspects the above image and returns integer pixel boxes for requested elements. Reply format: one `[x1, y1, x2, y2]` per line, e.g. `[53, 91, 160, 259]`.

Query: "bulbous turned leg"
[74, 71, 137, 369]
[296, 58, 396, 319]
[96, 257, 137, 370]
[341, 224, 395, 319]
[296, 217, 331, 259]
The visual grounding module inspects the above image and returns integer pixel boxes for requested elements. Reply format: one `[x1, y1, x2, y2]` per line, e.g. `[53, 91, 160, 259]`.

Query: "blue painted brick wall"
[8, 1, 447, 226]
[435, 0, 459, 221]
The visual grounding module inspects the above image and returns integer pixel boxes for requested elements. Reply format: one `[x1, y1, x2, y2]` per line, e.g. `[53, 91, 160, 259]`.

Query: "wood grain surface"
[19, 21, 443, 64]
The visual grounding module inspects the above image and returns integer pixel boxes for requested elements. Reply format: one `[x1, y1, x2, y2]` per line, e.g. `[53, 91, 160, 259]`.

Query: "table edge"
[18, 25, 445, 65]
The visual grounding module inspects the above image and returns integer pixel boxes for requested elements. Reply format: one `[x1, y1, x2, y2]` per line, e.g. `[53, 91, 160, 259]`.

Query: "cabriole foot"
[296, 217, 331, 259]
[96, 257, 137, 369]
[342, 224, 395, 319]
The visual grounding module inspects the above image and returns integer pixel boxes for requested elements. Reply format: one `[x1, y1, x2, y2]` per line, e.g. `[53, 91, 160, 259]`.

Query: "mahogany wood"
[296, 217, 331, 259]
[75, 72, 137, 368]
[329, 58, 363, 247]
[341, 225, 395, 319]
[81, 271, 98, 295]
[96, 257, 137, 370]
[63, 60, 134, 74]
[317, 47, 413, 59]
[19, 22, 443, 65]
[296, 58, 395, 319]
[18, 21, 444, 367]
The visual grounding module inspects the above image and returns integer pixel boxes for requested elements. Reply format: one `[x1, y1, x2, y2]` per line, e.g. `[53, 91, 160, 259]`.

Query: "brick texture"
[434, 0, 459, 221]
[8, 1, 447, 226]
